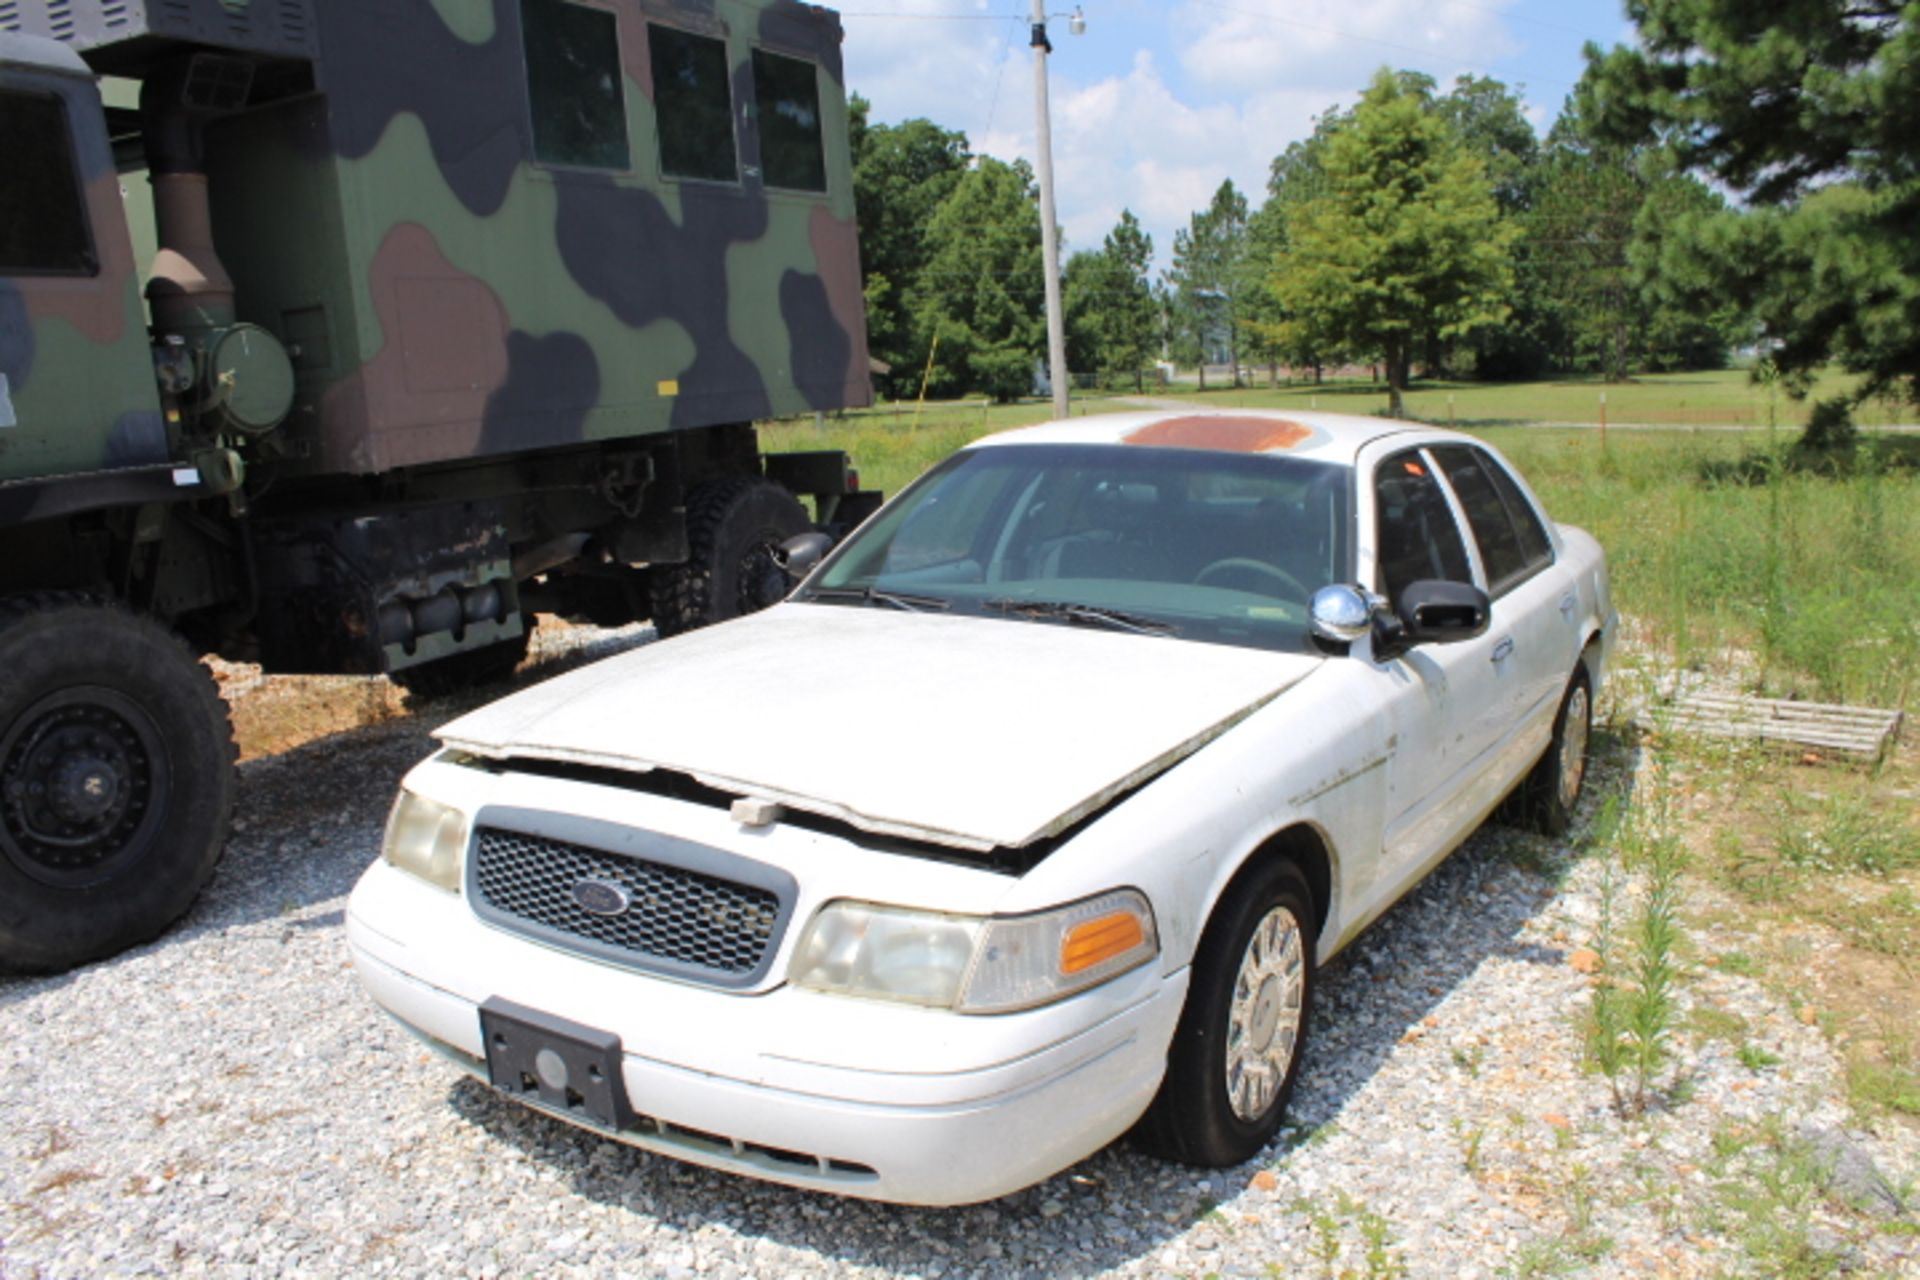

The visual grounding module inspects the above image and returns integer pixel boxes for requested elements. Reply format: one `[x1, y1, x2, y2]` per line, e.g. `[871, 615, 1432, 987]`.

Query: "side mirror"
[1308, 584, 1381, 644]
[1396, 579, 1490, 645]
[776, 531, 834, 582]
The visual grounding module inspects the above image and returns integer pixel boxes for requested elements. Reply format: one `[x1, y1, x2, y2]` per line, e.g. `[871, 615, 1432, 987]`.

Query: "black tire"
[1134, 860, 1316, 1166]
[649, 477, 811, 638]
[388, 629, 532, 703]
[1519, 665, 1593, 837]
[0, 596, 236, 973]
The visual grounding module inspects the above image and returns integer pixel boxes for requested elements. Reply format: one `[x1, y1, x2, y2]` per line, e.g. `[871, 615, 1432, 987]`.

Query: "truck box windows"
[0, 90, 96, 275]
[522, 0, 631, 170]
[751, 49, 825, 192]
[648, 24, 737, 183]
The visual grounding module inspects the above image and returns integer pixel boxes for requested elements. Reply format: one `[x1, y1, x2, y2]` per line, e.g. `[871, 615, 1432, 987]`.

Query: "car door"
[1364, 446, 1511, 882]
[1428, 443, 1574, 797]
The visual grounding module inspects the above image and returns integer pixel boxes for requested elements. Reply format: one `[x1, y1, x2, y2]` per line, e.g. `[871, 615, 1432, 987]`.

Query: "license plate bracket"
[478, 997, 634, 1132]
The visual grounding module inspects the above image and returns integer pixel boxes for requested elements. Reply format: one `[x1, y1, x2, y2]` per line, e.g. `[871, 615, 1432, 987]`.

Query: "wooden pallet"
[1644, 692, 1903, 762]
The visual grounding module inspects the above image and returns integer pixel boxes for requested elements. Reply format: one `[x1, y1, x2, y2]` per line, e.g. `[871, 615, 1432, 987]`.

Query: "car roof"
[967, 408, 1471, 467]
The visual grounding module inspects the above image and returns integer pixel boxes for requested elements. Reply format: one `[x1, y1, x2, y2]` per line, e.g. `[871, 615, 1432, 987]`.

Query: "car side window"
[1373, 449, 1472, 606]
[522, 0, 632, 170]
[649, 24, 738, 182]
[0, 89, 96, 275]
[1430, 445, 1551, 596]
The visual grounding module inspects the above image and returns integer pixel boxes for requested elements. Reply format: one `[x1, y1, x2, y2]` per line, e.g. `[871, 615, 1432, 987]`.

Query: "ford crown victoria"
[347, 410, 1613, 1205]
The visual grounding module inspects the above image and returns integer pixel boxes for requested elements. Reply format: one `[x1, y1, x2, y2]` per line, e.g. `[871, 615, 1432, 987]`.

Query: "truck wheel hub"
[2, 694, 159, 880]
[48, 751, 125, 825]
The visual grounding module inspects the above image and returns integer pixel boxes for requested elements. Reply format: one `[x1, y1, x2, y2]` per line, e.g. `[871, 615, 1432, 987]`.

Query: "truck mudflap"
[251, 501, 522, 676]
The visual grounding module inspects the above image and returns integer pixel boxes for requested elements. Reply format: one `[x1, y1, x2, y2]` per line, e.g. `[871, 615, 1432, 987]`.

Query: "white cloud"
[840, 3, 1029, 141]
[1174, 0, 1522, 96]
[970, 49, 1336, 271]
[840, 0, 1543, 276]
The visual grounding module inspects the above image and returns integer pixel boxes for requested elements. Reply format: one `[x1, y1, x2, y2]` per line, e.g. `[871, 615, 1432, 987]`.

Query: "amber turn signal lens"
[1059, 910, 1146, 975]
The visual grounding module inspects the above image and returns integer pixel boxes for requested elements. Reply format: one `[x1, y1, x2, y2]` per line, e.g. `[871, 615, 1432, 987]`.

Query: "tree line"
[852, 2, 1918, 442]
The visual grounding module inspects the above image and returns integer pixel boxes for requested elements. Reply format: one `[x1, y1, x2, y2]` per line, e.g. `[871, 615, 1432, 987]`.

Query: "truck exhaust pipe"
[140, 55, 252, 338]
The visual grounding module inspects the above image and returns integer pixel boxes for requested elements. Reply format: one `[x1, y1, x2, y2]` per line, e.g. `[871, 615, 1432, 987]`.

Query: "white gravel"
[3, 627, 1915, 1279]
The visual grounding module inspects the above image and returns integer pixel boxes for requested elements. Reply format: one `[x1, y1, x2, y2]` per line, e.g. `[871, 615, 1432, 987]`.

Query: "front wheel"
[1134, 860, 1316, 1165]
[0, 597, 236, 972]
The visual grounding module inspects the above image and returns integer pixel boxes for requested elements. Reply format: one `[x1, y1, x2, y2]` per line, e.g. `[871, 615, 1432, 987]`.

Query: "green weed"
[1587, 753, 1689, 1117]
[1775, 791, 1916, 876]
[1847, 1058, 1920, 1117]
[1294, 1191, 1407, 1280]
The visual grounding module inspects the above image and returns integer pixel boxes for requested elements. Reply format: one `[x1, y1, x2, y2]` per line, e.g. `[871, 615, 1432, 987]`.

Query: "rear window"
[0, 90, 96, 276]
[1431, 445, 1552, 595]
[650, 24, 738, 182]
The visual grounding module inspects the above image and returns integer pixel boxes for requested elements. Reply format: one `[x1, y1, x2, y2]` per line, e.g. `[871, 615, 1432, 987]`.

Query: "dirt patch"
[211, 615, 654, 763]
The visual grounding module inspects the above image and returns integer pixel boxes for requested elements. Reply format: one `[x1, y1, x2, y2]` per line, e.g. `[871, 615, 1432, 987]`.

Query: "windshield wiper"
[805, 585, 952, 613]
[985, 598, 1178, 637]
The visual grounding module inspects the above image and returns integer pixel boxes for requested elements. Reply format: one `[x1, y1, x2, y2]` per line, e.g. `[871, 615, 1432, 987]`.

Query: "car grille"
[470, 826, 783, 982]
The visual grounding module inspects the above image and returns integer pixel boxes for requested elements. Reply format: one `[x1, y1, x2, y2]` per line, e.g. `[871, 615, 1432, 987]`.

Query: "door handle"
[1490, 637, 1514, 663]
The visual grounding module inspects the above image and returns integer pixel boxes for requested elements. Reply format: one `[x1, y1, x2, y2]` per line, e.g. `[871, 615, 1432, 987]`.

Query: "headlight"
[381, 789, 470, 892]
[789, 889, 1157, 1013]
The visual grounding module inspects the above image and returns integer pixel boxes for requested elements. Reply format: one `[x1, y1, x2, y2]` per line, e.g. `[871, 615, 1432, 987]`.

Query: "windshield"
[799, 443, 1352, 653]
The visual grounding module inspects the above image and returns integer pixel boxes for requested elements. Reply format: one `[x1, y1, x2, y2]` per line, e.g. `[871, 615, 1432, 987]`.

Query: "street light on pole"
[1030, 3, 1082, 420]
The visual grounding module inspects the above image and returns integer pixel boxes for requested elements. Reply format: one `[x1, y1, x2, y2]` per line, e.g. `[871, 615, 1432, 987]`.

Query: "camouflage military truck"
[0, 0, 877, 971]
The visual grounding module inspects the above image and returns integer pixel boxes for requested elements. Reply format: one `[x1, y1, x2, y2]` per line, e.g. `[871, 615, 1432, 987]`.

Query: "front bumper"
[348, 859, 1185, 1205]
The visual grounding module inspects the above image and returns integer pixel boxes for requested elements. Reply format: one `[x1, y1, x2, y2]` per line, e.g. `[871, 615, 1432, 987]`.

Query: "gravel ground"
[3, 626, 1915, 1279]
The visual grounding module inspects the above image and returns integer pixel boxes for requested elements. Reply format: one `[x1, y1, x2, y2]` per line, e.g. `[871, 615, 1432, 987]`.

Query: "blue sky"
[838, 0, 1640, 268]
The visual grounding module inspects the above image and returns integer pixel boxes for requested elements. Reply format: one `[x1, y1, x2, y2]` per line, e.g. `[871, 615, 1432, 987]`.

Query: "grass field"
[764, 379, 1920, 710]
[1140, 366, 1901, 430]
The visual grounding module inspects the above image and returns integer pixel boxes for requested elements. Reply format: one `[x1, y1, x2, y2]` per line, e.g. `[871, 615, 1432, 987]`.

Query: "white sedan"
[347, 410, 1612, 1205]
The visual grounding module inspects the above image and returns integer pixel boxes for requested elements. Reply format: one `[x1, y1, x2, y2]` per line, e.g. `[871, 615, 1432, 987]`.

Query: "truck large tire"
[0, 596, 236, 972]
[650, 477, 811, 638]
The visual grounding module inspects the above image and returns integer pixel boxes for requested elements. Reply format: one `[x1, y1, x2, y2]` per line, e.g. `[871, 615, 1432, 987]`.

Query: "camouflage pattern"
[0, 0, 871, 481]
[0, 36, 171, 479]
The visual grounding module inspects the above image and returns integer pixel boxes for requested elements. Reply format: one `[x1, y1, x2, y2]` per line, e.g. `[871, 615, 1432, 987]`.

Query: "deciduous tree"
[848, 98, 971, 398]
[909, 157, 1046, 403]
[1272, 69, 1518, 417]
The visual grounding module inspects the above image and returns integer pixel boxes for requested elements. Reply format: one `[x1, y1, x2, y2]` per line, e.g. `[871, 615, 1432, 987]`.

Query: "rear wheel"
[1135, 860, 1316, 1165]
[649, 478, 811, 638]
[1520, 665, 1593, 837]
[0, 597, 236, 972]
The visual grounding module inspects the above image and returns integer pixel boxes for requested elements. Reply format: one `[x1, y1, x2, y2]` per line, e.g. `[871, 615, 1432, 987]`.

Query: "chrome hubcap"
[1558, 686, 1590, 811]
[1225, 906, 1305, 1122]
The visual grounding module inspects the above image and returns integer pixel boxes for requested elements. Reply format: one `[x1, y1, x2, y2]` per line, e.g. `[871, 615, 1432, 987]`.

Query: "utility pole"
[1030, 3, 1077, 420]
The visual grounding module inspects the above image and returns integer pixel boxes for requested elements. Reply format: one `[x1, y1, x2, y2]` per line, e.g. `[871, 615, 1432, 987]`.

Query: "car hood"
[438, 604, 1322, 853]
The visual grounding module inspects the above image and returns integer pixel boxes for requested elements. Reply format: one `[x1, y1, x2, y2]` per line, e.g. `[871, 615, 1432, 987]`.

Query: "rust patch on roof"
[1124, 416, 1314, 453]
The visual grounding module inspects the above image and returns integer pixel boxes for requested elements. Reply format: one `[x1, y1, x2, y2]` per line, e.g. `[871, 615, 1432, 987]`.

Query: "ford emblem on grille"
[571, 878, 632, 917]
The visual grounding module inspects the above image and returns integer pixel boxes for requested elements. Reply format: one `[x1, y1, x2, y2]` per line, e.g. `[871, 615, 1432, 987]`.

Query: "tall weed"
[1487, 429, 1920, 709]
[1587, 753, 1689, 1118]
